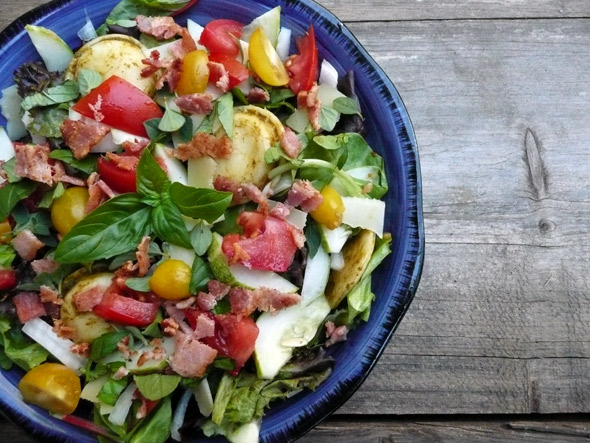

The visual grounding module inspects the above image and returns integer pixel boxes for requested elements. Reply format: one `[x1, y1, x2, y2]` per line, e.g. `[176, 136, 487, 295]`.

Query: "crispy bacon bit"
[157, 58, 182, 91]
[137, 345, 166, 367]
[297, 82, 321, 131]
[168, 27, 197, 59]
[13, 142, 53, 184]
[207, 280, 230, 299]
[194, 314, 215, 340]
[70, 342, 90, 357]
[196, 292, 217, 311]
[247, 87, 270, 104]
[53, 319, 76, 339]
[39, 285, 62, 305]
[229, 286, 300, 317]
[174, 93, 214, 115]
[31, 258, 59, 276]
[170, 332, 217, 378]
[73, 285, 107, 312]
[12, 229, 44, 261]
[269, 202, 291, 220]
[117, 336, 133, 358]
[141, 50, 169, 77]
[175, 296, 196, 310]
[172, 132, 232, 160]
[122, 138, 150, 155]
[97, 180, 116, 198]
[162, 317, 180, 336]
[61, 118, 111, 160]
[280, 127, 302, 159]
[136, 15, 182, 40]
[106, 152, 139, 171]
[113, 366, 129, 380]
[207, 61, 230, 92]
[285, 179, 323, 212]
[289, 224, 306, 249]
[86, 173, 116, 214]
[12, 292, 47, 323]
[325, 321, 348, 347]
[213, 176, 268, 210]
[136, 236, 151, 277]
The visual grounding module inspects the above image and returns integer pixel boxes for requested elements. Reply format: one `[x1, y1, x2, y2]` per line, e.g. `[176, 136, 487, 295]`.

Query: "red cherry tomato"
[97, 157, 137, 194]
[208, 53, 250, 90]
[72, 76, 163, 137]
[0, 269, 17, 291]
[199, 19, 243, 57]
[286, 26, 318, 94]
[93, 289, 158, 327]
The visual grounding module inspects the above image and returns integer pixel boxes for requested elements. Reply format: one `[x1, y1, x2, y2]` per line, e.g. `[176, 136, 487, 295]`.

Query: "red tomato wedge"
[208, 53, 250, 90]
[0, 269, 17, 291]
[72, 76, 163, 138]
[199, 19, 243, 57]
[97, 156, 137, 194]
[222, 212, 299, 272]
[286, 26, 318, 94]
[93, 290, 158, 327]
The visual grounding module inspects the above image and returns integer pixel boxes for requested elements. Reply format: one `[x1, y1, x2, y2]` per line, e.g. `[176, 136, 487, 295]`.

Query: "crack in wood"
[523, 128, 548, 201]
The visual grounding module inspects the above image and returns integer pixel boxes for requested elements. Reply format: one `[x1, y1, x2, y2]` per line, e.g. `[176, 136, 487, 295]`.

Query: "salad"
[0, 0, 391, 441]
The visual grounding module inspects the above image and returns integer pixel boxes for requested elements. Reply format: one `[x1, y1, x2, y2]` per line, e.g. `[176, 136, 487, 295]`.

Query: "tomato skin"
[208, 53, 250, 90]
[286, 26, 318, 94]
[248, 27, 289, 86]
[72, 76, 163, 137]
[0, 269, 17, 291]
[199, 19, 243, 57]
[236, 211, 265, 237]
[310, 185, 344, 229]
[149, 259, 192, 300]
[51, 187, 90, 236]
[176, 50, 210, 96]
[97, 156, 137, 194]
[93, 288, 159, 327]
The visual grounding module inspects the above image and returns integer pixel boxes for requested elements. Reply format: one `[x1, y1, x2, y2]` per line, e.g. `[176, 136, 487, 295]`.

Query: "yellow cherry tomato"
[176, 50, 210, 95]
[18, 363, 81, 415]
[149, 259, 192, 300]
[51, 187, 90, 236]
[310, 185, 345, 229]
[248, 27, 289, 86]
[0, 219, 12, 244]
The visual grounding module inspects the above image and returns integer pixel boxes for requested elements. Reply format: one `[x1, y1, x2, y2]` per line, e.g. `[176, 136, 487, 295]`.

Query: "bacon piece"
[86, 173, 108, 214]
[325, 321, 348, 347]
[213, 176, 268, 210]
[59, 175, 86, 187]
[162, 317, 180, 336]
[97, 180, 116, 198]
[70, 342, 90, 357]
[285, 179, 323, 212]
[61, 118, 111, 160]
[172, 132, 232, 161]
[207, 280, 231, 299]
[12, 229, 44, 261]
[207, 61, 230, 92]
[269, 202, 291, 220]
[157, 58, 182, 91]
[117, 336, 132, 359]
[73, 285, 107, 312]
[247, 87, 270, 104]
[122, 138, 150, 156]
[289, 224, 306, 249]
[135, 236, 151, 277]
[136, 15, 182, 40]
[137, 345, 166, 367]
[39, 285, 62, 305]
[170, 332, 217, 377]
[196, 292, 217, 311]
[13, 142, 53, 184]
[229, 286, 300, 317]
[113, 366, 129, 380]
[280, 127, 302, 159]
[141, 50, 170, 77]
[168, 27, 197, 59]
[12, 292, 47, 323]
[106, 153, 139, 171]
[53, 319, 75, 339]
[175, 297, 196, 310]
[31, 258, 58, 276]
[174, 93, 214, 115]
[297, 82, 321, 131]
[194, 314, 215, 339]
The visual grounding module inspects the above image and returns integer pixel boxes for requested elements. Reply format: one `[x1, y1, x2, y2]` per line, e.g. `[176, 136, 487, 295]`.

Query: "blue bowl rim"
[0, 0, 425, 441]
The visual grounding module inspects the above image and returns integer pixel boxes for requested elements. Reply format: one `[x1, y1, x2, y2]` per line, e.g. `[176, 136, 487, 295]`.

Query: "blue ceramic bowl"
[0, 0, 424, 441]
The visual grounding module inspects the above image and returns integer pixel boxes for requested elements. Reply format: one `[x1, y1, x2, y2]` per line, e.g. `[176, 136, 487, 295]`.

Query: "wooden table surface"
[2, 0, 590, 441]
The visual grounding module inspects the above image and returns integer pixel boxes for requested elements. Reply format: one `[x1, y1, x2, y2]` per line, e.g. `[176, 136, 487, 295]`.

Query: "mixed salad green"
[0, 0, 391, 441]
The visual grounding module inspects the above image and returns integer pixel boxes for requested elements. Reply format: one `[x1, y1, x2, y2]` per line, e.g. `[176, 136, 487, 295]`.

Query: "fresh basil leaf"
[1, 158, 20, 183]
[0, 180, 37, 221]
[0, 245, 16, 268]
[89, 330, 130, 362]
[179, 115, 194, 143]
[134, 374, 181, 401]
[264, 145, 282, 164]
[190, 222, 212, 256]
[26, 105, 69, 138]
[136, 149, 170, 198]
[144, 118, 163, 140]
[189, 255, 210, 293]
[55, 194, 152, 263]
[142, 309, 163, 338]
[21, 80, 79, 111]
[126, 277, 152, 292]
[212, 357, 236, 371]
[304, 219, 322, 259]
[129, 396, 172, 443]
[318, 105, 339, 132]
[78, 69, 103, 96]
[231, 87, 248, 105]
[332, 96, 361, 115]
[270, 88, 295, 104]
[151, 194, 192, 248]
[38, 182, 65, 209]
[168, 183, 232, 223]
[0, 315, 49, 371]
[13, 206, 52, 236]
[49, 150, 98, 175]
[158, 107, 185, 132]
[215, 93, 234, 138]
[211, 297, 230, 315]
[98, 377, 129, 406]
